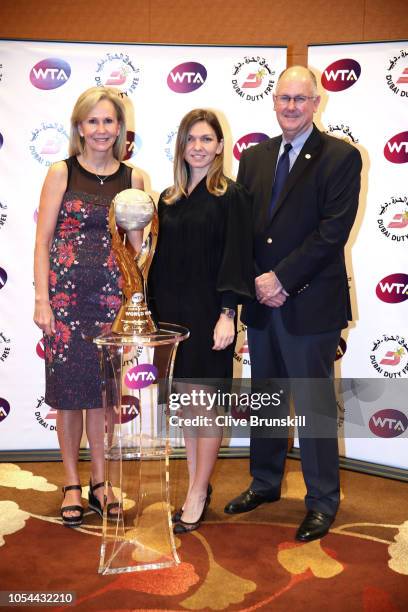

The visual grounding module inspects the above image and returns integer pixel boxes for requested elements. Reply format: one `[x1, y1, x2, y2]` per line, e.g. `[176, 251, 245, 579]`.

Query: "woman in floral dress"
[34, 87, 143, 526]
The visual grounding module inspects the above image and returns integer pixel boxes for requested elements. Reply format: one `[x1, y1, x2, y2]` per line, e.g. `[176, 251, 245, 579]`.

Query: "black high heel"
[173, 485, 212, 534]
[61, 484, 83, 528]
[172, 483, 212, 523]
[88, 480, 122, 521]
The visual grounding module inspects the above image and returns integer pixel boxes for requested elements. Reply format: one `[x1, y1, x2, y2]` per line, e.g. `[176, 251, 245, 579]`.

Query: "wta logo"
[321, 59, 361, 91]
[384, 132, 408, 164]
[167, 62, 207, 93]
[30, 58, 71, 90]
[124, 131, 142, 160]
[376, 273, 408, 303]
[233, 133, 268, 161]
[125, 363, 158, 389]
[113, 395, 140, 424]
[0, 398, 10, 423]
[335, 337, 347, 361]
[369, 409, 408, 438]
[0, 267, 7, 290]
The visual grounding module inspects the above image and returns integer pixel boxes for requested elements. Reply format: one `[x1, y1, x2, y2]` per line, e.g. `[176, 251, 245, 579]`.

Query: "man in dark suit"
[224, 66, 362, 541]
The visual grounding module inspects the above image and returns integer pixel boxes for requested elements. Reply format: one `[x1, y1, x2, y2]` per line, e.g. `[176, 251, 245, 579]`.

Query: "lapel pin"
[305, 153, 311, 159]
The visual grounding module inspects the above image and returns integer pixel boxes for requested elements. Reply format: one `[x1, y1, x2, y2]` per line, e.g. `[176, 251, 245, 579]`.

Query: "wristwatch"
[220, 307, 236, 319]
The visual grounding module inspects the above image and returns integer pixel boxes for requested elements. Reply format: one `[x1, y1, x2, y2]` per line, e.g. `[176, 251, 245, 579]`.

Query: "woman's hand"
[34, 299, 56, 336]
[213, 314, 235, 351]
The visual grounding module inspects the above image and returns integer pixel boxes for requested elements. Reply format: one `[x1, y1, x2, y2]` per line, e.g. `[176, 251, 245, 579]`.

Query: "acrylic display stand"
[94, 324, 188, 574]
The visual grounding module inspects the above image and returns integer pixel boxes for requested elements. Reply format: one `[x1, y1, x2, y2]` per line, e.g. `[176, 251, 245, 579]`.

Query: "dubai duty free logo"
[34, 396, 57, 431]
[164, 126, 179, 162]
[377, 195, 408, 243]
[232, 56, 275, 101]
[376, 273, 408, 304]
[233, 323, 251, 368]
[29, 122, 69, 166]
[0, 331, 11, 363]
[384, 131, 408, 164]
[0, 200, 7, 232]
[167, 62, 207, 93]
[321, 59, 361, 92]
[29, 58, 71, 90]
[325, 121, 359, 144]
[95, 52, 140, 96]
[370, 334, 408, 378]
[385, 48, 408, 99]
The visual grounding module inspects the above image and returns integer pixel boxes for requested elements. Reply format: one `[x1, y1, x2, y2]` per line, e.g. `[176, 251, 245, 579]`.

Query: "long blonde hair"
[68, 86, 127, 161]
[163, 109, 228, 204]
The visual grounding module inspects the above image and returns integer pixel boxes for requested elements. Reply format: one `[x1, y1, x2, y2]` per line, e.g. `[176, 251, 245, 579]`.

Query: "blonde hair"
[68, 86, 127, 160]
[163, 109, 228, 204]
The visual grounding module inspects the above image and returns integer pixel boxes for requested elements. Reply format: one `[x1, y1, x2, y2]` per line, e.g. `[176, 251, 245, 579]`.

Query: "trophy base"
[94, 323, 189, 574]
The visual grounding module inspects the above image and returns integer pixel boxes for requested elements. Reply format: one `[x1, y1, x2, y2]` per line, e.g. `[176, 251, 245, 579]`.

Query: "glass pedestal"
[94, 324, 188, 574]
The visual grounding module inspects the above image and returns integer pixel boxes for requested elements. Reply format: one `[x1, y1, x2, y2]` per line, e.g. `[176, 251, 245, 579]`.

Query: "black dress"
[44, 156, 132, 409]
[149, 178, 253, 378]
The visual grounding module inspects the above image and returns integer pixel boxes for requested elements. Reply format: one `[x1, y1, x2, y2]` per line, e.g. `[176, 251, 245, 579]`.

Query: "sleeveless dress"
[149, 178, 254, 379]
[44, 156, 132, 409]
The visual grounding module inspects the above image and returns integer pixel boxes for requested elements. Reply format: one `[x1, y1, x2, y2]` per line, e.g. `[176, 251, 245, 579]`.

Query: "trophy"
[94, 188, 189, 575]
[109, 188, 158, 335]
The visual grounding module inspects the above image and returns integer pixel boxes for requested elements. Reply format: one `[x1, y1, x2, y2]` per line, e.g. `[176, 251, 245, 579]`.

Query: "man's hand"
[261, 291, 288, 307]
[255, 271, 288, 307]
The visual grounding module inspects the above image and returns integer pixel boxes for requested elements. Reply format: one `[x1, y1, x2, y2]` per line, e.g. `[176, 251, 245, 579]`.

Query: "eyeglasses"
[274, 95, 317, 107]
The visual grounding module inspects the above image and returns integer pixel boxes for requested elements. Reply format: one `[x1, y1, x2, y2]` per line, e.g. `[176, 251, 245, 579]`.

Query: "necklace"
[79, 156, 116, 184]
[94, 173, 107, 185]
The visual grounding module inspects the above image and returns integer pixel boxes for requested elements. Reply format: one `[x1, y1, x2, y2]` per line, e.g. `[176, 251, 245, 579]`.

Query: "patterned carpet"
[1, 457, 407, 611]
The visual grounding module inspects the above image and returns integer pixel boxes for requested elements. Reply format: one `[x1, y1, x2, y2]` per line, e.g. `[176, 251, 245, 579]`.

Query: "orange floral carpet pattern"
[0, 459, 407, 611]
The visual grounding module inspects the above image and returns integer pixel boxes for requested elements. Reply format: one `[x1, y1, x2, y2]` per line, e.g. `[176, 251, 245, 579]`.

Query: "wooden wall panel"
[0, 1, 151, 43]
[364, 0, 408, 40]
[0, 0, 407, 66]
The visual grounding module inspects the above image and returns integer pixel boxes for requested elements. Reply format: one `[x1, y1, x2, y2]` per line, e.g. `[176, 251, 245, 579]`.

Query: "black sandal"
[61, 484, 83, 528]
[88, 480, 122, 521]
[173, 499, 210, 535]
[172, 483, 212, 523]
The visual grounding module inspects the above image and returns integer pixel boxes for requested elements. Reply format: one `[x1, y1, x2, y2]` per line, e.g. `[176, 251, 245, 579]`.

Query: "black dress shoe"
[224, 488, 279, 514]
[295, 510, 335, 542]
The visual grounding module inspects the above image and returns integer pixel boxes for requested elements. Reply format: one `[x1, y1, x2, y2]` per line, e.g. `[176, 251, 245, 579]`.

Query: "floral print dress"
[44, 156, 132, 409]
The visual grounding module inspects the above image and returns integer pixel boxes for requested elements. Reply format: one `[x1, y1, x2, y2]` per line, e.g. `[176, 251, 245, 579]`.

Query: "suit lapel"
[269, 126, 323, 223]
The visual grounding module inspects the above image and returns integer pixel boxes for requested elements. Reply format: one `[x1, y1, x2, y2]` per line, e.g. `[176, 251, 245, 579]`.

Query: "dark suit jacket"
[238, 124, 362, 335]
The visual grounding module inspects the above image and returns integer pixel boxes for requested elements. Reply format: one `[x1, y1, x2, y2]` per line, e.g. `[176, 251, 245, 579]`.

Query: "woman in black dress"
[34, 87, 143, 527]
[149, 109, 253, 533]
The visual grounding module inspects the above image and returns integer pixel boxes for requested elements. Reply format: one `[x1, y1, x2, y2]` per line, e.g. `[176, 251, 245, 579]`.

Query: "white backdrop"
[308, 41, 408, 469]
[1, 39, 406, 470]
[0, 39, 287, 450]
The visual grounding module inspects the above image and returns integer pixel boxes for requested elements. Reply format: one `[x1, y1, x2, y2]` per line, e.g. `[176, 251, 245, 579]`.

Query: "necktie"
[269, 142, 292, 217]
